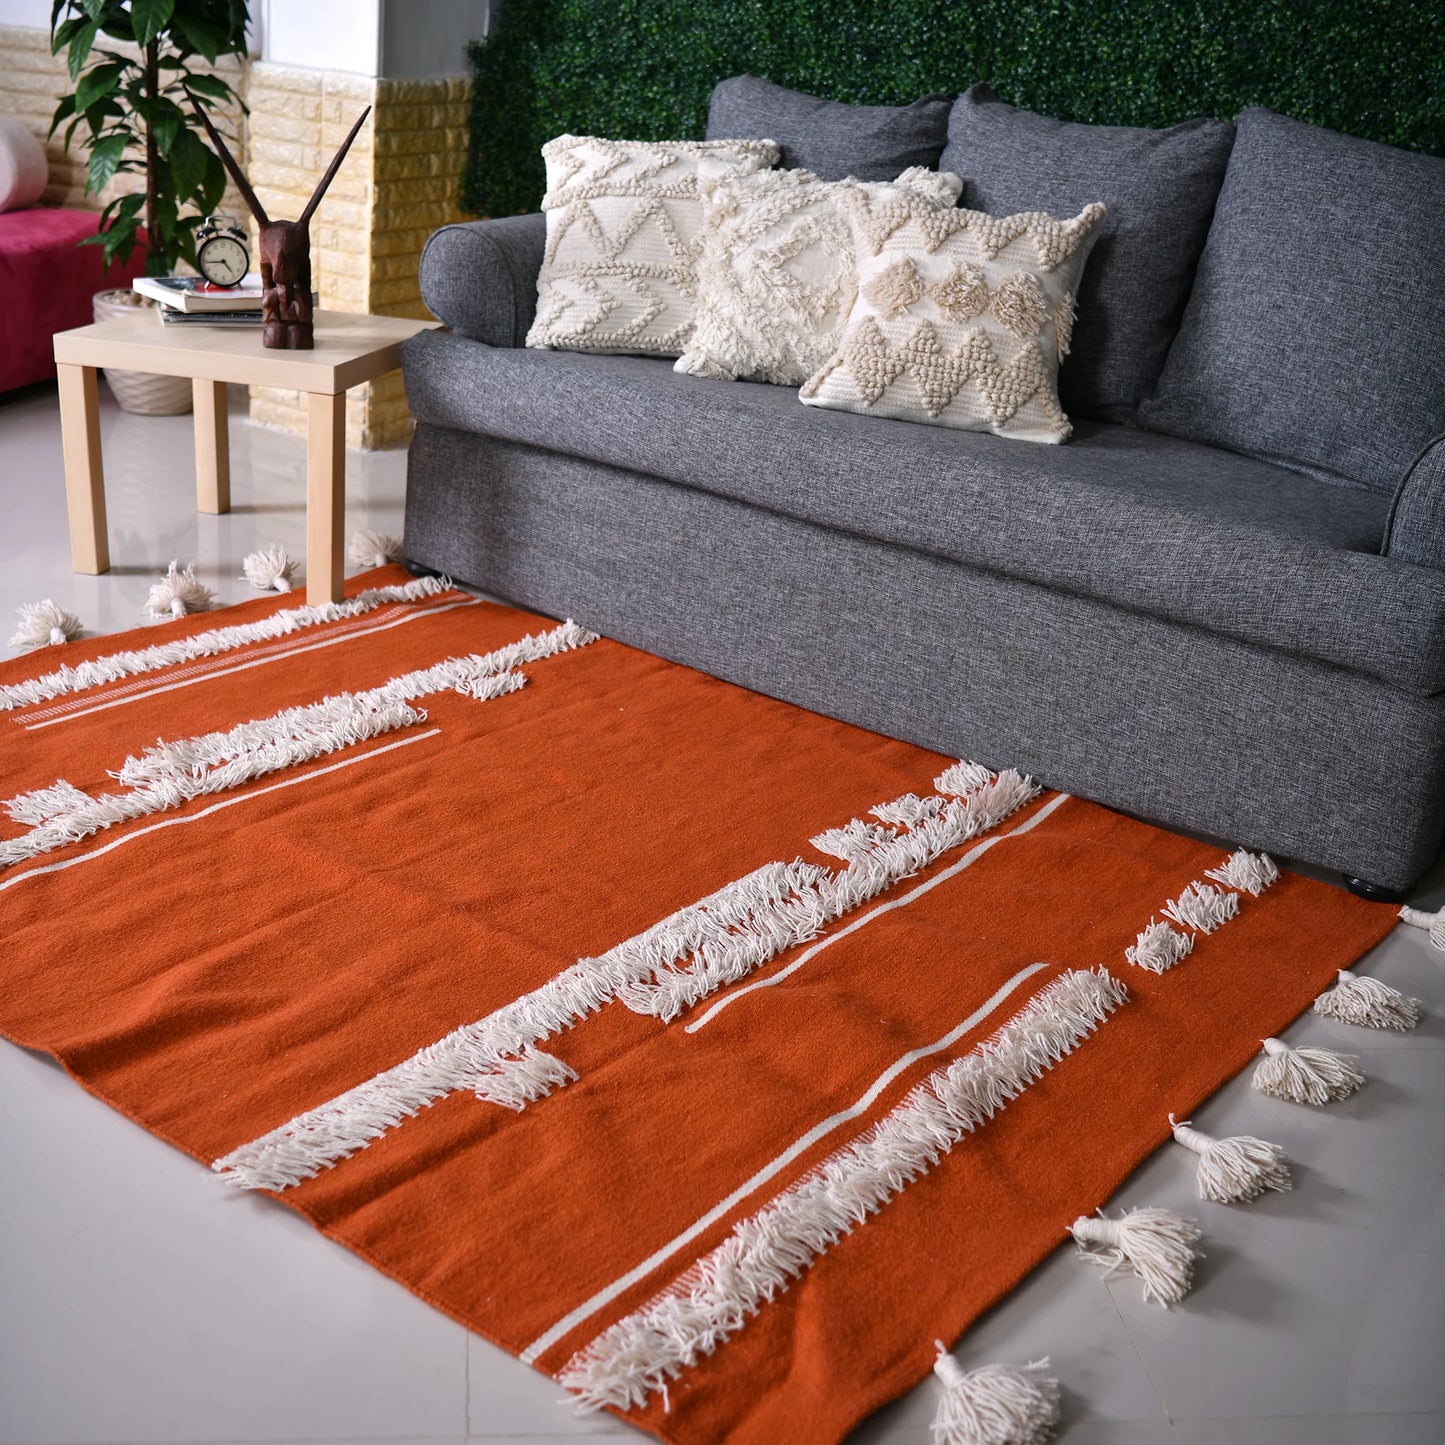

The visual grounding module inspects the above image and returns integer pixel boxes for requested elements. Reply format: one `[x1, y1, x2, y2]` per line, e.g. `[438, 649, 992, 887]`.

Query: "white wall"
[0, 0, 66, 26]
[257, 0, 382, 76]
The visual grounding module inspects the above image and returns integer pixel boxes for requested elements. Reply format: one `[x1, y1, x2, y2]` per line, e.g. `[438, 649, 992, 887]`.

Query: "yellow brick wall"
[247, 68, 471, 450]
[0, 24, 247, 226]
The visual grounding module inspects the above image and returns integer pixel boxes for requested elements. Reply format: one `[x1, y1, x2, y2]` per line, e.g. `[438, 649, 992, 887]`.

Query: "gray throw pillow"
[1139, 108, 1445, 493]
[706, 74, 950, 182]
[940, 84, 1235, 423]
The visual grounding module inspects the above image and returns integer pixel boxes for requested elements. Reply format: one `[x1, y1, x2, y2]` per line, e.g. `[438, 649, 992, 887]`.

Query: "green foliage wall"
[463, 0, 1443, 217]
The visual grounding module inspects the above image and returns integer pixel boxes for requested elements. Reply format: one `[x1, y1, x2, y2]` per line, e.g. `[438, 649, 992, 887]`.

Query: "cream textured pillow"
[675, 164, 963, 386]
[526, 134, 780, 357]
[800, 195, 1107, 442]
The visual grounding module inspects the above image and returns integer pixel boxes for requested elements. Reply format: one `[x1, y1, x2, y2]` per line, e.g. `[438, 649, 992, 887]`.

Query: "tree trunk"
[144, 38, 158, 267]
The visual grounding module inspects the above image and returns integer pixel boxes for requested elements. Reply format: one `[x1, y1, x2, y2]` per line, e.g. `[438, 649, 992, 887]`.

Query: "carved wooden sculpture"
[187, 92, 371, 349]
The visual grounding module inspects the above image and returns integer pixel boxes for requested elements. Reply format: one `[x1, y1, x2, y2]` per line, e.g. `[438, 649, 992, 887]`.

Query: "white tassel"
[348, 529, 403, 569]
[1169, 1114, 1291, 1203]
[1204, 849, 1280, 897]
[934, 761, 996, 798]
[241, 544, 296, 593]
[10, 599, 82, 649]
[143, 561, 215, 619]
[1125, 917, 1194, 973]
[1251, 1038, 1364, 1105]
[1070, 1207, 1201, 1306]
[1398, 905, 1445, 952]
[930, 1345, 1060, 1445]
[1162, 881, 1240, 934]
[1313, 969, 1422, 1031]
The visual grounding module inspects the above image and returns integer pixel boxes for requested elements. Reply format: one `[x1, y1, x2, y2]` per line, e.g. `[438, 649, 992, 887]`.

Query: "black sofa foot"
[404, 557, 450, 580]
[1343, 875, 1408, 904]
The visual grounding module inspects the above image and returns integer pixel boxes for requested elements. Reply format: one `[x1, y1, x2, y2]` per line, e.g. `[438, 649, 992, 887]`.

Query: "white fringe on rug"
[0, 620, 596, 873]
[348, 530, 403, 568]
[1251, 1038, 1364, 1105]
[143, 560, 215, 619]
[1070, 1207, 1201, 1306]
[0, 575, 449, 712]
[1169, 1115, 1291, 1203]
[470, 1047, 579, 1110]
[1125, 917, 1194, 973]
[10, 600, 82, 650]
[213, 764, 1041, 1192]
[1313, 969, 1423, 1031]
[557, 968, 1128, 1413]
[1162, 881, 1239, 934]
[1398, 904, 1445, 951]
[241, 544, 297, 592]
[931, 1347, 1060, 1445]
[1204, 849, 1279, 897]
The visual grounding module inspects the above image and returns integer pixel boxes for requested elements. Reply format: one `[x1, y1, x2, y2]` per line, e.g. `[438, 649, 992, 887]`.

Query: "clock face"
[197, 234, 249, 286]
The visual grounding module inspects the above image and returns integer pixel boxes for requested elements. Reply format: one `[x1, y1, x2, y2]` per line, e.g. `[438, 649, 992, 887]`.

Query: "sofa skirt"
[404, 422, 1445, 890]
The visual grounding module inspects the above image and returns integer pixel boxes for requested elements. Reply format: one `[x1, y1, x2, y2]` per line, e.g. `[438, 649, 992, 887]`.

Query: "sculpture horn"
[298, 106, 372, 227]
[184, 87, 269, 227]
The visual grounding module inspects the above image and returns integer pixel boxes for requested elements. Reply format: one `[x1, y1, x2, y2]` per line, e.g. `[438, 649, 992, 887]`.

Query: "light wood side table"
[52, 310, 437, 605]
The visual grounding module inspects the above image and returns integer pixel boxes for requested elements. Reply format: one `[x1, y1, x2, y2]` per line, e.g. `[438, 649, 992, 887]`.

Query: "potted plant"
[50, 0, 249, 414]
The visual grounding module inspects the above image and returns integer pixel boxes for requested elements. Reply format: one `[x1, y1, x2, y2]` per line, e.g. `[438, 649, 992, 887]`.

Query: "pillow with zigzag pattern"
[526, 134, 779, 358]
[799, 193, 1106, 443]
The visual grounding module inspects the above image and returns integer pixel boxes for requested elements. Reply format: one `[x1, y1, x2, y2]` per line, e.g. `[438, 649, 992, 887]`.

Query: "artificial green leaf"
[51, 14, 84, 52]
[181, 72, 232, 101]
[47, 92, 76, 139]
[151, 99, 183, 151]
[85, 131, 127, 192]
[129, 0, 175, 48]
[196, 149, 226, 212]
[65, 18, 96, 81]
[169, 11, 223, 63]
[73, 59, 123, 113]
[80, 0, 108, 21]
[168, 125, 208, 201]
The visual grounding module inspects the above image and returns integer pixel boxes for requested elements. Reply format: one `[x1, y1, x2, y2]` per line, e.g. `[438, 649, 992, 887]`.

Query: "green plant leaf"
[151, 98, 183, 150]
[181, 71, 232, 101]
[73, 59, 123, 113]
[85, 131, 127, 192]
[129, 0, 175, 48]
[169, 11, 223, 63]
[47, 92, 76, 140]
[65, 18, 97, 81]
[168, 125, 209, 201]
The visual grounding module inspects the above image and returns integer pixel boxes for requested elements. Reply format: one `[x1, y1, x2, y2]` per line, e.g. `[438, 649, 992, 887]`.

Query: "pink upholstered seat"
[0, 207, 147, 393]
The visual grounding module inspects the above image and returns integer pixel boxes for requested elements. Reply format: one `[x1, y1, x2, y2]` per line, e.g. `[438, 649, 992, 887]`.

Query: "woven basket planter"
[92, 290, 193, 415]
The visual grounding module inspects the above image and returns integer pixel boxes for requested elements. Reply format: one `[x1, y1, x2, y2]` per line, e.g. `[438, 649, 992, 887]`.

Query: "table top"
[53, 309, 439, 394]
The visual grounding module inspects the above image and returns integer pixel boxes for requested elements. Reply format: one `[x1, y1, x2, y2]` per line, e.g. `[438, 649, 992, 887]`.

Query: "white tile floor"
[0, 379, 1441, 1445]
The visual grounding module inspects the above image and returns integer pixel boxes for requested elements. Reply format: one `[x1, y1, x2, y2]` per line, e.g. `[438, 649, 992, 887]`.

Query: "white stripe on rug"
[556, 967, 1128, 1410]
[210, 767, 1042, 1193]
[685, 790, 1073, 1033]
[0, 576, 451, 713]
[21, 595, 480, 729]
[519, 962, 1052, 1366]
[2, 620, 597, 872]
[0, 728, 441, 895]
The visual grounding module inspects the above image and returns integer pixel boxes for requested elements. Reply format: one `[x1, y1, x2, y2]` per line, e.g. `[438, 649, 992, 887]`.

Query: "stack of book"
[132, 275, 264, 326]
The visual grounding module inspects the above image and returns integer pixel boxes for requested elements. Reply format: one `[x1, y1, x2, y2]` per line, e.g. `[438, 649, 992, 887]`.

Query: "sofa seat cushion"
[401, 333, 1445, 693]
[1139, 108, 1445, 493]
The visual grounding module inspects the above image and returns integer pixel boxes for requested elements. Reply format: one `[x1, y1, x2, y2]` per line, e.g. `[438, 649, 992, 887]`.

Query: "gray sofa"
[400, 78, 1445, 895]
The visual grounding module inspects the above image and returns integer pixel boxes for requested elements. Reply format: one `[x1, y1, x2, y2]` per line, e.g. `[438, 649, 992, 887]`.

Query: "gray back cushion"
[706, 74, 949, 182]
[940, 85, 1234, 424]
[1140, 108, 1445, 493]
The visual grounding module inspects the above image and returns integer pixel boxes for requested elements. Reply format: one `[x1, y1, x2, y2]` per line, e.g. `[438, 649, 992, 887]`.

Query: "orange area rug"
[0, 568, 1396, 1443]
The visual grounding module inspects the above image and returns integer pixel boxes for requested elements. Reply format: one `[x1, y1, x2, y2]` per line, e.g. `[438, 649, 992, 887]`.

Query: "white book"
[133, 274, 265, 312]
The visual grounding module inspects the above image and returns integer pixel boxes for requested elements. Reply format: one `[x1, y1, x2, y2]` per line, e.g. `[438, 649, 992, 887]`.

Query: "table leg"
[56, 363, 108, 574]
[193, 378, 230, 514]
[306, 390, 346, 605]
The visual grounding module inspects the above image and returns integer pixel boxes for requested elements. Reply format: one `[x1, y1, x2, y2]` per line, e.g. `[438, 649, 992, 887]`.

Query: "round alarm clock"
[195, 213, 250, 287]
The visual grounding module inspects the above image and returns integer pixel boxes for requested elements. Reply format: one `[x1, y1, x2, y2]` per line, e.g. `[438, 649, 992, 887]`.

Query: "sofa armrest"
[1384, 432, 1445, 569]
[418, 212, 547, 347]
